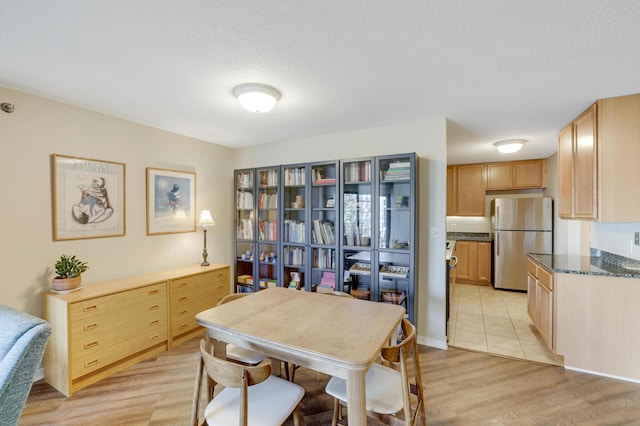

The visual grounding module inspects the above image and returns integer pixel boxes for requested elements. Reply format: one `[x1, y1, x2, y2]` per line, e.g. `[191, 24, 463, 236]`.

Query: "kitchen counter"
[446, 232, 492, 242]
[528, 253, 640, 279]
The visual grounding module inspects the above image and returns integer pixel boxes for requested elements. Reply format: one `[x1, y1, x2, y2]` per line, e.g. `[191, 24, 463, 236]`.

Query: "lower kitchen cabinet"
[527, 258, 554, 350]
[44, 263, 229, 396]
[455, 241, 491, 285]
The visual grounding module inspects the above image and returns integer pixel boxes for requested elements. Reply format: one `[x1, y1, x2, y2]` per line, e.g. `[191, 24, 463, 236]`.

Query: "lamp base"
[201, 248, 209, 267]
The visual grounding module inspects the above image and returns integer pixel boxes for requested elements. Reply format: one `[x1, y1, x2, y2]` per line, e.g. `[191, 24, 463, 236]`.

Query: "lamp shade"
[198, 209, 215, 227]
[494, 139, 525, 154]
[233, 83, 281, 113]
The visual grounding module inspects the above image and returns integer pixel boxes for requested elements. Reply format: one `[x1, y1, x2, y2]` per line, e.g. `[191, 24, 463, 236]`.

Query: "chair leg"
[293, 406, 301, 426]
[331, 398, 340, 426]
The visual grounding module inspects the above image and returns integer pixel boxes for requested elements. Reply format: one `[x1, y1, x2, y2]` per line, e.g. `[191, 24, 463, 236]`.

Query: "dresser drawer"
[70, 282, 166, 321]
[71, 328, 167, 379]
[70, 309, 167, 360]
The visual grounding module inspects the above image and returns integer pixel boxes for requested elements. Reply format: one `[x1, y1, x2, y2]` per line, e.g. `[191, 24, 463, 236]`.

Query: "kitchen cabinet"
[527, 258, 554, 350]
[486, 159, 547, 190]
[447, 164, 485, 216]
[558, 93, 640, 221]
[454, 240, 491, 285]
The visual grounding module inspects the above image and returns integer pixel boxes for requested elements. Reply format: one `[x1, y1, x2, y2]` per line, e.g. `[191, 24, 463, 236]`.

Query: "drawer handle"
[149, 334, 160, 341]
[149, 319, 160, 326]
[84, 341, 99, 349]
[85, 359, 99, 368]
[179, 310, 188, 316]
[148, 289, 159, 295]
[83, 305, 98, 312]
[84, 323, 98, 331]
[179, 324, 189, 330]
[217, 273, 224, 278]
[179, 296, 188, 302]
[148, 304, 160, 311]
[178, 282, 188, 288]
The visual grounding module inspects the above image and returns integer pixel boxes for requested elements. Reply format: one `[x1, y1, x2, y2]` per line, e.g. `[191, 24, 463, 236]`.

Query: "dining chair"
[324, 318, 426, 426]
[215, 294, 269, 365]
[191, 340, 304, 426]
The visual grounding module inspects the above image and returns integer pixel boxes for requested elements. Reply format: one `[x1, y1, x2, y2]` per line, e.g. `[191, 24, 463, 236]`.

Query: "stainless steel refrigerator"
[492, 197, 552, 291]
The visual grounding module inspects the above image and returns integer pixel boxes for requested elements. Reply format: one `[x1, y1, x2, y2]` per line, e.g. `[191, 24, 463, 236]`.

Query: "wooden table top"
[196, 287, 406, 368]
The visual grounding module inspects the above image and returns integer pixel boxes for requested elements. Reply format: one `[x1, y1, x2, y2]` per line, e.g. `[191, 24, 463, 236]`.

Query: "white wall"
[591, 223, 640, 260]
[233, 118, 448, 348]
[0, 87, 235, 317]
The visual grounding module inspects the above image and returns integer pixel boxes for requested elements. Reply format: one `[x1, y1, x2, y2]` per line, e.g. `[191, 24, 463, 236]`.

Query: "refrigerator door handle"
[496, 232, 499, 257]
[496, 206, 499, 230]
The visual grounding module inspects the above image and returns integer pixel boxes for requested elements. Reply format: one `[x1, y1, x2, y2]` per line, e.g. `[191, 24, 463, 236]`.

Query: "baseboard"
[564, 365, 640, 384]
[418, 335, 447, 350]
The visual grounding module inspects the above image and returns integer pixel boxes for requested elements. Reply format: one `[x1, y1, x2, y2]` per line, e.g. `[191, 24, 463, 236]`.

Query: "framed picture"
[326, 197, 335, 208]
[52, 154, 126, 241]
[146, 167, 196, 235]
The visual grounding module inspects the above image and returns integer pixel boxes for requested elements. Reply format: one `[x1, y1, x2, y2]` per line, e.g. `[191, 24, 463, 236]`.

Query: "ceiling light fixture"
[494, 139, 526, 154]
[233, 83, 281, 113]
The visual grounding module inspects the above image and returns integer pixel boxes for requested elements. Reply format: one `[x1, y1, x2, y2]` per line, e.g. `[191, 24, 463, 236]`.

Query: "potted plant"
[52, 254, 89, 291]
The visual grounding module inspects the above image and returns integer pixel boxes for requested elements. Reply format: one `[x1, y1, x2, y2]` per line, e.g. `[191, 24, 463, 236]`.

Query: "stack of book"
[312, 168, 336, 184]
[258, 220, 278, 241]
[258, 192, 277, 209]
[283, 220, 305, 243]
[383, 161, 411, 180]
[316, 271, 336, 293]
[312, 220, 335, 245]
[284, 167, 306, 185]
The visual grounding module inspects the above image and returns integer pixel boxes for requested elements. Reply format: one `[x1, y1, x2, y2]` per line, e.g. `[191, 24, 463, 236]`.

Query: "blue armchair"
[0, 305, 52, 426]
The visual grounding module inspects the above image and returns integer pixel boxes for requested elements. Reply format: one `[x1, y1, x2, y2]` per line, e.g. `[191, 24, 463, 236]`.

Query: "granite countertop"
[528, 253, 640, 279]
[446, 232, 493, 242]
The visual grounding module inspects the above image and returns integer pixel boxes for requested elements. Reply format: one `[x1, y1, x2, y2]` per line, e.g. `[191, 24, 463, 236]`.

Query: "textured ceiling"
[1, 1, 639, 164]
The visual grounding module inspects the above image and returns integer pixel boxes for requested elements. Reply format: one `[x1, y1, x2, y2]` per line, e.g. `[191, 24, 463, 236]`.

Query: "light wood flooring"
[21, 334, 640, 425]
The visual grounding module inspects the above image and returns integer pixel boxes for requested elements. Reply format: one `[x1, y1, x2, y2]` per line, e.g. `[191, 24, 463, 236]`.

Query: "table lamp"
[198, 209, 216, 266]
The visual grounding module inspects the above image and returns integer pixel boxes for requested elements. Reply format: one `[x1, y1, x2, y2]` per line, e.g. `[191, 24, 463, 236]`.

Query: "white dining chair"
[324, 318, 426, 425]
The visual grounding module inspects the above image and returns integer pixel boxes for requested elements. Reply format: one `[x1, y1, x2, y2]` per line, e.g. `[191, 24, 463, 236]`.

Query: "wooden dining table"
[195, 287, 406, 425]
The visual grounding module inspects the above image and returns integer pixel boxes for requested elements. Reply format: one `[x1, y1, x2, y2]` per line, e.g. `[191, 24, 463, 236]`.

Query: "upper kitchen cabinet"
[486, 159, 547, 190]
[558, 93, 640, 222]
[447, 164, 485, 216]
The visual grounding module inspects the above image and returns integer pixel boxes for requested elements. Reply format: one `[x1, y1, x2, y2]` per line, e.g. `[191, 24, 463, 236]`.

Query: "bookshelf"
[310, 160, 339, 293]
[233, 153, 417, 322]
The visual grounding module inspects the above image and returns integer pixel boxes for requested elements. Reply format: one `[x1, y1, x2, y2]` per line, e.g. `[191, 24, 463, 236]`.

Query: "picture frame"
[52, 154, 126, 241]
[146, 167, 196, 235]
[326, 197, 335, 208]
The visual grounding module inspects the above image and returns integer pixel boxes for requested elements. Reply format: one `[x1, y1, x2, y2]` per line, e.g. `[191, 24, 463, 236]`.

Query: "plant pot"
[52, 276, 82, 291]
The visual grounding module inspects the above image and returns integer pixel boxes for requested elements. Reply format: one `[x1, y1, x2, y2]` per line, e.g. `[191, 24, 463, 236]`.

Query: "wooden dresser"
[44, 263, 229, 397]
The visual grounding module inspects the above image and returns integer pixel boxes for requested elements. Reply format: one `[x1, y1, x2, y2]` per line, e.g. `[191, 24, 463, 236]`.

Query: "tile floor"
[448, 283, 564, 366]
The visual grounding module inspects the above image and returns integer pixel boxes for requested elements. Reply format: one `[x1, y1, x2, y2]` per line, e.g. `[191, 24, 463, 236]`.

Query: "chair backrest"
[379, 318, 425, 426]
[217, 293, 249, 306]
[192, 339, 272, 426]
[0, 305, 52, 426]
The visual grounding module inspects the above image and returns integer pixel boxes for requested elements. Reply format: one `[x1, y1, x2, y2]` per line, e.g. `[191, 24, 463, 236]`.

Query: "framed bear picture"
[52, 154, 126, 241]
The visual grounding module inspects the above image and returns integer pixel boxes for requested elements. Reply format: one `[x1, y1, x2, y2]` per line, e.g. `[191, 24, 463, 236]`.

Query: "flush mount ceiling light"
[233, 83, 281, 113]
[494, 139, 526, 154]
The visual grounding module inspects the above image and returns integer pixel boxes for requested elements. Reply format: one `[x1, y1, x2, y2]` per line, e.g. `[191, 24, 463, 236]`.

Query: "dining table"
[195, 286, 406, 426]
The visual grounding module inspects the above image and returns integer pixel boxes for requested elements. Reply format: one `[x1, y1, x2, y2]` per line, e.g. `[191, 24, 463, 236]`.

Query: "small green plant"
[54, 255, 89, 279]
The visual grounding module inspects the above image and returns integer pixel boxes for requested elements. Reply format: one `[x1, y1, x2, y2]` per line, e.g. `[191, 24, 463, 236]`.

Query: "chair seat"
[226, 343, 268, 365]
[325, 363, 403, 414]
[204, 374, 305, 425]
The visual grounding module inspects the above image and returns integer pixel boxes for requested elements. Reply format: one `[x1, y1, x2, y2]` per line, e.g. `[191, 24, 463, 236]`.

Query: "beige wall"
[233, 118, 449, 348]
[0, 87, 235, 317]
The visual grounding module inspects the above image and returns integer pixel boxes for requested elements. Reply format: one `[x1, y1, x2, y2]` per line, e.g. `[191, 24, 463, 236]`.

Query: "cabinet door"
[455, 164, 485, 216]
[476, 242, 492, 283]
[513, 160, 545, 188]
[557, 124, 574, 218]
[446, 166, 457, 216]
[536, 282, 553, 348]
[573, 104, 598, 220]
[486, 163, 513, 190]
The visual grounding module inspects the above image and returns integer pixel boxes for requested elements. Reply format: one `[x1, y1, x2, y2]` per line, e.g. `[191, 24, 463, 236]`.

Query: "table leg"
[346, 369, 367, 425]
